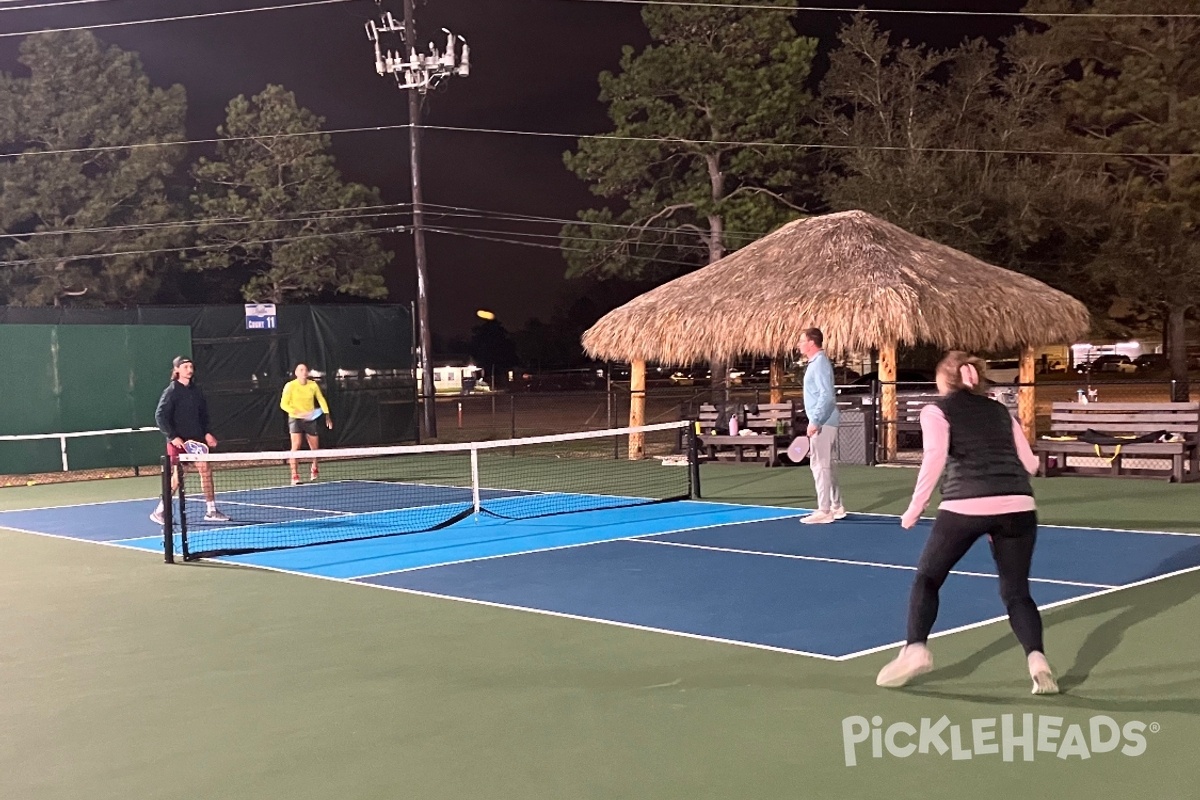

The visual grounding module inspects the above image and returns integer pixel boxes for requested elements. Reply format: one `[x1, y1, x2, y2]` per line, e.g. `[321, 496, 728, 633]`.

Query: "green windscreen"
[0, 324, 192, 474]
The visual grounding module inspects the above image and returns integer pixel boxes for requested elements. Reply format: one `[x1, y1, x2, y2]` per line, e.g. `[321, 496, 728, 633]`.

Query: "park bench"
[695, 402, 798, 467]
[1035, 402, 1200, 483]
[881, 389, 1020, 449]
[893, 392, 941, 445]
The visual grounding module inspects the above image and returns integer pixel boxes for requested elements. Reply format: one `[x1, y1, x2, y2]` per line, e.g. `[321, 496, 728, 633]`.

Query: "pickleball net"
[162, 421, 698, 561]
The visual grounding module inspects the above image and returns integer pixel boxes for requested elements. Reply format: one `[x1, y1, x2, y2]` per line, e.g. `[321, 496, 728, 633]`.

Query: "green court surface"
[2, 464, 1199, 799]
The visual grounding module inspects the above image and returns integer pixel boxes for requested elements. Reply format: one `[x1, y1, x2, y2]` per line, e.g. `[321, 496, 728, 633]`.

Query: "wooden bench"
[1035, 402, 1200, 483]
[894, 392, 940, 444]
[695, 402, 798, 467]
[884, 390, 1019, 447]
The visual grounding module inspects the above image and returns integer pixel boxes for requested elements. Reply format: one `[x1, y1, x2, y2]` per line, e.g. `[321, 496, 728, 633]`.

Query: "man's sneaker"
[832, 505, 848, 520]
[150, 509, 165, 525]
[800, 510, 836, 525]
[876, 644, 934, 688]
[204, 509, 231, 523]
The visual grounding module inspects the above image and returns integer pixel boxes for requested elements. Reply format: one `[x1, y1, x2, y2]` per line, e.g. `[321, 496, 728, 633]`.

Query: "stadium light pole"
[366, 0, 470, 439]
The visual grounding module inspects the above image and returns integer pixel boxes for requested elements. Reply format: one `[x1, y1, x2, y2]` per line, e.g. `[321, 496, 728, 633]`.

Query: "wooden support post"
[769, 355, 786, 404]
[880, 343, 898, 460]
[1018, 345, 1037, 444]
[629, 359, 646, 460]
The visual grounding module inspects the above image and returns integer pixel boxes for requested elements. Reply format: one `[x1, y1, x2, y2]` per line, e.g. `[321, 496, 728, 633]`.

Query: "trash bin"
[835, 400, 876, 466]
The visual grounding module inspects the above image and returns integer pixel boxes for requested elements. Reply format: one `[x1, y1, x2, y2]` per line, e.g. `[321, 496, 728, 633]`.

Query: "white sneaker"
[800, 510, 836, 525]
[832, 505, 848, 520]
[1028, 652, 1059, 695]
[204, 509, 231, 523]
[150, 509, 165, 525]
[876, 644, 934, 688]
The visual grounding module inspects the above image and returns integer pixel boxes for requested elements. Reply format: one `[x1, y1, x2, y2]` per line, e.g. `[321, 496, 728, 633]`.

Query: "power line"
[0, 200, 769, 246]
[3, 204, 412, 239]
[561, 0, 1200, 20]
[0, 123, 412, 161]
[422, 204, 766, 243]
[0, 0, 127, 12]
[0, 0, 356, 38]
[419, 124, 1200, 160]
[426, 226, 705, 270]
[430, 222, 713, 251]
[0, 224, 398, 268]
[0, 197, 770, 243]
[6, 120, 1198, 162]
[9, 0, 1190, 22]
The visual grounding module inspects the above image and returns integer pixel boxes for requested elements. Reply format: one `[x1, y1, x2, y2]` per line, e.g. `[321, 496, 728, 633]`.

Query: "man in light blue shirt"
[800, 327, 845, 524]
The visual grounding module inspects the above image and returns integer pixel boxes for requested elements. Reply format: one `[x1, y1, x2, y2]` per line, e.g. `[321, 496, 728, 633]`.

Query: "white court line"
[208, 499, 354, 515]
[7, 497, 1200, 662]
[115, 550, 837, 661]
[151, 500, 474, 539]
[34, 524, 1200, 664]
[690, 498, 1200, 538]
[337, 581, 842, 661]
[631, 539, 1115, 590]
[110, 490, 665, 544]
[0, 477, 357, 514]
[834, 562, 1200, 662]
[0, 477, 437, 515]
[349, 509, 809, 580]
[4, 478, 1198, 540]
[0, 495, 159, 513]
[18, 519, 833, 661]
[0, 523, 173, 555]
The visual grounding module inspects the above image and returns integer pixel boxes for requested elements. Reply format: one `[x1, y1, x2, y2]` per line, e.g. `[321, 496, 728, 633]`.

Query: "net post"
[160, 456, 174, 563]
[470, 446, 482, 515]
[59, 435, 69, 472]
[177, 461, 190, 562]
[687, 424, 701, 499]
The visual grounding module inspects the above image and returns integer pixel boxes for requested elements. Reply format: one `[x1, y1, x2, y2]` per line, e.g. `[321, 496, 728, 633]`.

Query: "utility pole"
[366, 0, 470, 439]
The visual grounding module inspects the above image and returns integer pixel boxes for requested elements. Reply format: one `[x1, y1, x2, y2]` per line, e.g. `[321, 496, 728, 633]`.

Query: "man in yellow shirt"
[280, 363, 332, 485]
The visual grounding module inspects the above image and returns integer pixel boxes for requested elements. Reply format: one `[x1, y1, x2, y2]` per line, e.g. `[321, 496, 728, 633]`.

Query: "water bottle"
[728, 415, 738, 436]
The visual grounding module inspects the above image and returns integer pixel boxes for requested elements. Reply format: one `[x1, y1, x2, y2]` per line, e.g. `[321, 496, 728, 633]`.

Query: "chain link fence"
[867, 378, 1190, 465]
[421, 376, 1191, 468]
[8, 377, 1188, 486]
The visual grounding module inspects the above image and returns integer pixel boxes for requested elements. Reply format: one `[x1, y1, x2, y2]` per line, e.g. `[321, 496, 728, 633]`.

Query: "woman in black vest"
[876, 351, 1057, 694]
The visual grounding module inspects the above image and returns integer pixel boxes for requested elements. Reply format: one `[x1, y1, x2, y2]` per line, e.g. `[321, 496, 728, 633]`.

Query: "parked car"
[985, 359, 1021, 384]
[1134, 354, 1169, 374]
[1075, 354, 1137, 375]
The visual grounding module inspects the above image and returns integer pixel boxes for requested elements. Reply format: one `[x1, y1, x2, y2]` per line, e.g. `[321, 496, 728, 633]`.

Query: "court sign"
[245, 303, 278, 330]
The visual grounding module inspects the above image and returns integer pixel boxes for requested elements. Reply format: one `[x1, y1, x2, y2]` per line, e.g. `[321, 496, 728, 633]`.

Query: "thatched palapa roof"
[582, 210, 1090, 364]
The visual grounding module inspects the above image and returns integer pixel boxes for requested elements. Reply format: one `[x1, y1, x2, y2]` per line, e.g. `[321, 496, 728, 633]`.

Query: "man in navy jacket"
[150, 356, 229, 525]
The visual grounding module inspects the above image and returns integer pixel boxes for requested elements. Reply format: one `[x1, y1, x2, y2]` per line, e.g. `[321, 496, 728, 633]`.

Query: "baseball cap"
[172, 356, 193, 368]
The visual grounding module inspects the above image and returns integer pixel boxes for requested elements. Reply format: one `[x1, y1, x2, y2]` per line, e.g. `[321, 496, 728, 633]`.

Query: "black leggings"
[907, 509, 1045, 656]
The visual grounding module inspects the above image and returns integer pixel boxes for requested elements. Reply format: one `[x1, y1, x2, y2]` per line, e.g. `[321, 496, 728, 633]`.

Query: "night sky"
[1, 0, 1026, 339]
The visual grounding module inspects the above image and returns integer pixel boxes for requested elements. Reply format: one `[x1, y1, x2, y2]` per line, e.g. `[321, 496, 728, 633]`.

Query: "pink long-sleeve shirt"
[904, 402, 1039, 520]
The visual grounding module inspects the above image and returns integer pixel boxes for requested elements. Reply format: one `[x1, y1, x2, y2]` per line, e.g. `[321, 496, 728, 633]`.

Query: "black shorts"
[288, 417, 321, 436]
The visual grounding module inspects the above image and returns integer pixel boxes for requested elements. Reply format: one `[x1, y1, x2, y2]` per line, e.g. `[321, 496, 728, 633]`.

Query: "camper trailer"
[417, 364, 491, 395]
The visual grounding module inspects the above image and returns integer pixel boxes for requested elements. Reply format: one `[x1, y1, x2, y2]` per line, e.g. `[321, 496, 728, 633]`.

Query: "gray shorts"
[288, 417, 321, 436]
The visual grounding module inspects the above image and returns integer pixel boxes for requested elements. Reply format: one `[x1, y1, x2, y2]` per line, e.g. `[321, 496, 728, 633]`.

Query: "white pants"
[808, 425, 842, 512]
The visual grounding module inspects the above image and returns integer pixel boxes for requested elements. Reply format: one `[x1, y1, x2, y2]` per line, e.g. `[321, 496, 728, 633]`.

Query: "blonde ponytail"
[937, 351, 989, 395]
